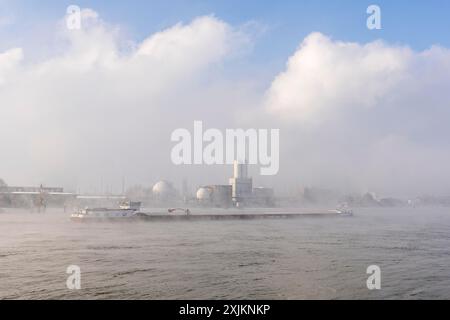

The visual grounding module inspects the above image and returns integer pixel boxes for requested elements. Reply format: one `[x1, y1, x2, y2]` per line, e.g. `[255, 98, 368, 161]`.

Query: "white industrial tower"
[229, 160, 253, 205]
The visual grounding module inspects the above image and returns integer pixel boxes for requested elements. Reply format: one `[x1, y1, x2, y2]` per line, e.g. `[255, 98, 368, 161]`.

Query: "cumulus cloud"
[265, 33, 414, 124]
[263, 33, 450, 196]
[1, 8, 450, 197]
[0, 11, 253, 191]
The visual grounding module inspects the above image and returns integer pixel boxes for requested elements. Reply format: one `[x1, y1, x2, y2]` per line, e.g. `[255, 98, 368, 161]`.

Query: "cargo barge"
[70, 204, 353, 222]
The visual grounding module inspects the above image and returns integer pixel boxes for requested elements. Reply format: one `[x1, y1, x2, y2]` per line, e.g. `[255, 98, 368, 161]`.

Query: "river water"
[1, 207, 449, 299]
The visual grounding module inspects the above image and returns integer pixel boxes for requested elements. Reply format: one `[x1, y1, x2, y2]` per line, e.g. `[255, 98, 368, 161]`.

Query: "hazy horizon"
[1, 1, 450, 197]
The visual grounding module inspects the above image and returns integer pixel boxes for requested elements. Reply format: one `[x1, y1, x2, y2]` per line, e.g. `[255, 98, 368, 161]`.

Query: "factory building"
[226, 161, 275, 207]
[0, 180, 75, 209]
[252, 187, 275, 207]
[196, 185, 232, 208]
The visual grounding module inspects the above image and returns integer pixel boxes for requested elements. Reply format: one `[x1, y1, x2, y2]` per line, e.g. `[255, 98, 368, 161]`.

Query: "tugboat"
[70, 201, 141, 222]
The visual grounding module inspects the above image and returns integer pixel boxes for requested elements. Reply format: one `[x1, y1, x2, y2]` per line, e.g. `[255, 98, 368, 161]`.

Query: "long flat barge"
[71, 208, 352, 222]
[135, 211, 347, 221]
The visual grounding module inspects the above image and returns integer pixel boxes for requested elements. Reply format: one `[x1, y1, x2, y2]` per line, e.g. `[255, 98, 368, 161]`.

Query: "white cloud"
[262, 33, 450, 195]
[1, 9, 450, 196]
[0, 47, 22, 84]
[0, 11, 253, 191]
[265, 32, 415, 125]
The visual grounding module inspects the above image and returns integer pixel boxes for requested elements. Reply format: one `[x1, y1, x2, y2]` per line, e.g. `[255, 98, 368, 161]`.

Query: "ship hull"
[71, 211, 350, 222]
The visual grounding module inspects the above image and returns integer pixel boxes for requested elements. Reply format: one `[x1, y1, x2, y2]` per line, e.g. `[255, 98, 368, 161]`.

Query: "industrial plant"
[0, 161, 274, 210]
[1, 161, 439, 211]
[128, 160, 275, 209]
[196, 161, 275, 208]
[0, 181, 75, 211]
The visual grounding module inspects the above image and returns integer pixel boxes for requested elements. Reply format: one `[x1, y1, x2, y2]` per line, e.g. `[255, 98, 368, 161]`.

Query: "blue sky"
[2, 0, 450, 63]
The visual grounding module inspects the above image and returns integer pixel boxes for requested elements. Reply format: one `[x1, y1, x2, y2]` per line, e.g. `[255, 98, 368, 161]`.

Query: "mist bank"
[1, 11, 450, 196]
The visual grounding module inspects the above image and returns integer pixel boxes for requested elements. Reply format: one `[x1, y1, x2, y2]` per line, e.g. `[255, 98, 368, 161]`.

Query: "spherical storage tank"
[152, 180, 175, 198]
[196, 187, 212, 201]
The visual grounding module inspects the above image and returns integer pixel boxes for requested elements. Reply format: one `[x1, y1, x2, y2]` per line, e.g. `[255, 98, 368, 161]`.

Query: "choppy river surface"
[1, 207, 449, 299]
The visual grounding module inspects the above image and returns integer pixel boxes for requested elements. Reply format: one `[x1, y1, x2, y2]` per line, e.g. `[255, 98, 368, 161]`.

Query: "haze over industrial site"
[2, 1, 450, 303]
[1, 3, 450, 198]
